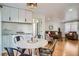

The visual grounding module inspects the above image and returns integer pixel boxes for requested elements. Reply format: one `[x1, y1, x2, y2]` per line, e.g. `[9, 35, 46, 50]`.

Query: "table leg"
[31, 48, 35, 56]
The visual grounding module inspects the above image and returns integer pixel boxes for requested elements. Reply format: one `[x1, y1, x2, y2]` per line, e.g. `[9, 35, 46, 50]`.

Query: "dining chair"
[14, 36, 24, 43]
[39, 39, 57, 56]
[14, 36, 26, 54]
[4, 47, 31, 56]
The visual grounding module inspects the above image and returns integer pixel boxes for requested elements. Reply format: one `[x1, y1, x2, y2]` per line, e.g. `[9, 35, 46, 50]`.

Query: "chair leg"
[22, 49, 26, 54]
[51, 52, 52, 56]
[16, 51, 18, 56]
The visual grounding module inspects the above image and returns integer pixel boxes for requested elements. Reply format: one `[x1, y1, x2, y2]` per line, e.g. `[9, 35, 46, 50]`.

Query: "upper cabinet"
[1, 6, 11, 21]
[10, 7, 19, 22]
[19, 9, 32, 23]
[1, 5, 32, 23]
[1, 6, 19, 22]
[18, 9, 26, 22]
[25, 11, 32, 23]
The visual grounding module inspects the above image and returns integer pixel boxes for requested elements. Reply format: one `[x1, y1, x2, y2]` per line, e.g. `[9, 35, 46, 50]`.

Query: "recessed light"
[68, 9, 73, 12]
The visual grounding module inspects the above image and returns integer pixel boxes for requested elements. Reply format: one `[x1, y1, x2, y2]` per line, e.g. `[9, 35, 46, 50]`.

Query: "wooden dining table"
[15, 39, 48, 56]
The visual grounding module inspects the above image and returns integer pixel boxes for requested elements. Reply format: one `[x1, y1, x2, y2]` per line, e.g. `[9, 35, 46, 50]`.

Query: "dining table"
[15, 39, 48, 56]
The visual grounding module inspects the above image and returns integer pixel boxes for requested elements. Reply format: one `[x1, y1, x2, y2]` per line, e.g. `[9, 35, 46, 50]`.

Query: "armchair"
[65, 31, 78, 40]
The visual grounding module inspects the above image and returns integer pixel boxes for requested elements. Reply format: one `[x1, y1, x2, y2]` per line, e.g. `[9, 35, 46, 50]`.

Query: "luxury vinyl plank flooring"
[63, 41, 78, 56]
[48, 40, 79, 56]
[52, 40, 64, 56]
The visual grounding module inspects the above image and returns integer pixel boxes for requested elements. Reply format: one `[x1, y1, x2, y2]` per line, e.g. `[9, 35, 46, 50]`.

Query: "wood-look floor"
[45, 39, 79, 56]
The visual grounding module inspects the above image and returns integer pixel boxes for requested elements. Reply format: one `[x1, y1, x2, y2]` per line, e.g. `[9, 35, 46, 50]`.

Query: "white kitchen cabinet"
[2, 35, 11, 50]
[1, 6, 32, 23]
[19, 9, 32, 23]
[18, 9, 26, 22]
[25, 11, 32, 23]
[1, 6, 11, 21]
[10, 7, 19, 22]
[2, 6, 19, 22]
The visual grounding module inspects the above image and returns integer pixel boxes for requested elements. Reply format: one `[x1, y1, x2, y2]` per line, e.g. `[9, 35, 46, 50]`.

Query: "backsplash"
[2, 22, 33, 35]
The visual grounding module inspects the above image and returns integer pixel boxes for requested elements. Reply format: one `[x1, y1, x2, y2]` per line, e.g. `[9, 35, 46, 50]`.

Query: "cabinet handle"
[25, 18, 27, 22]
[9, 17, 11, 21]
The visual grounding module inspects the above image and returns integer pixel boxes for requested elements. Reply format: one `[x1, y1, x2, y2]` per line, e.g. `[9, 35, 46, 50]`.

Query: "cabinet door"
[19, 9, 32, 23]
[1, 6, 11, 21]
[2, 35, 10, 50]
[2, 35, 13, 50]
[19, 9, 26, 22]
[25, 11, 32, 23]
[10, 7, 19, 22]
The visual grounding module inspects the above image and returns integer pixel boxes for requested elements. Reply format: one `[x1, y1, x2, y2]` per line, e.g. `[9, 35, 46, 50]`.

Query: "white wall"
[45, 18, 62, 31]
[45, 18, 65, 37]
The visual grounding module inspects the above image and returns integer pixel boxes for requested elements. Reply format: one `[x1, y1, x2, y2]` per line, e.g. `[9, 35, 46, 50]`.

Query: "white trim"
[0, 7, 2, 55]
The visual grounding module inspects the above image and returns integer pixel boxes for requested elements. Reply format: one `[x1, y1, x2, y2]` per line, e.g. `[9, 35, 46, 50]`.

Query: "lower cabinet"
[2, 35, 14, 51]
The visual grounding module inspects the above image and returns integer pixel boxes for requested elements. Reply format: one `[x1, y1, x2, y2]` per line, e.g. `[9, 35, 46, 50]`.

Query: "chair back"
[14, 36, 24, 43]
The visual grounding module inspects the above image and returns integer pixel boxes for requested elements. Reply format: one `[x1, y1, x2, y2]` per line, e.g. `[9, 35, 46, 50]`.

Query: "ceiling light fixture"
[27, 3, 37, 9]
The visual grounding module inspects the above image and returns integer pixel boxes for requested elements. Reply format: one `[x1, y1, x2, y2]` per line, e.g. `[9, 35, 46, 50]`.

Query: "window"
[65, 23, 70, 33]
[65, 22, 78, 33]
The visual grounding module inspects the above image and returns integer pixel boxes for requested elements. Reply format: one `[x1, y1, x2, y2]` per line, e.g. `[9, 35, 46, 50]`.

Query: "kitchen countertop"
[2, 33, 32, 35]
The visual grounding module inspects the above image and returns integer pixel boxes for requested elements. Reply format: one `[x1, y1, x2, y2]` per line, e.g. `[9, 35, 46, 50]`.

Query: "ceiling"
[1, 3, 79, 20]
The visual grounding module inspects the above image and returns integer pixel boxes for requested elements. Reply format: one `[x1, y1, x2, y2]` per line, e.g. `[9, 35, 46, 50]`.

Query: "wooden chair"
[14, 36, 26, 54]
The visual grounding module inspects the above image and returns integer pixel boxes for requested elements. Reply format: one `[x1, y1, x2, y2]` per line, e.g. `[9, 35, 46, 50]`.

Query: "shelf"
[1, 21, 32, 24]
